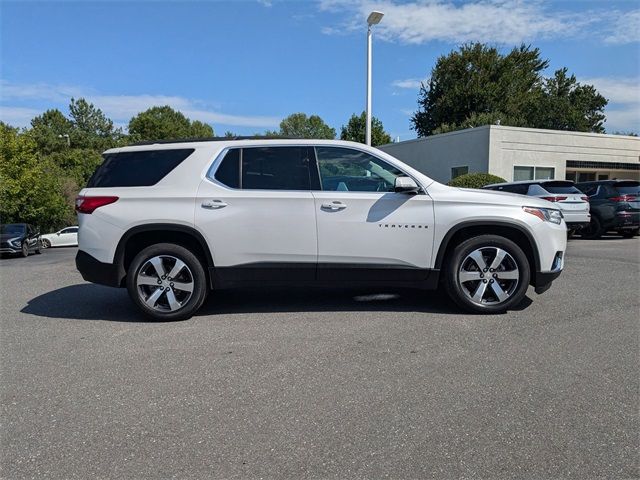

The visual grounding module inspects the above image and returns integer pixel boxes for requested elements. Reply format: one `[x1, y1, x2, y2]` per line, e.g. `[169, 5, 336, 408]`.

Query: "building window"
[513, 166, 555, 181]
[451, 166, 468, 179]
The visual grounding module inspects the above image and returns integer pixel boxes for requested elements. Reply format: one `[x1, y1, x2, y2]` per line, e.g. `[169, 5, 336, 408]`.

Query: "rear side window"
[614, 181, 640, 195]
[87, 149, 194, 187]
[541, 181, 581, 194]
[242, 147, 311, 191]
[494, 184, 529, 195]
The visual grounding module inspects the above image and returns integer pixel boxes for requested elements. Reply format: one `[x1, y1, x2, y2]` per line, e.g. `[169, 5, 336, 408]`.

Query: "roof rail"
[130, 136, 301, 146]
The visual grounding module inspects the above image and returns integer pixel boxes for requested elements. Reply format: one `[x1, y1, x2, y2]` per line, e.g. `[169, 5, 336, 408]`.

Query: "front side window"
[316, 147, 403, 192]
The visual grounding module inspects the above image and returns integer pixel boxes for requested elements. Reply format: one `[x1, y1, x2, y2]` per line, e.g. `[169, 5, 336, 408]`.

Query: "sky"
[1, 0, 639, 140]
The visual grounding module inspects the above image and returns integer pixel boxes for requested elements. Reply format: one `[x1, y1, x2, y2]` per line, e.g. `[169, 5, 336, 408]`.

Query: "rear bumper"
[76, 250, 122, 287]
[614, 212, 640, 230]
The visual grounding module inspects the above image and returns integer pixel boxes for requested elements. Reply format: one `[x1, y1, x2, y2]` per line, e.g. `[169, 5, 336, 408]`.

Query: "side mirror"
[394, 176, 420, 194]
[56, 232, 61, 236]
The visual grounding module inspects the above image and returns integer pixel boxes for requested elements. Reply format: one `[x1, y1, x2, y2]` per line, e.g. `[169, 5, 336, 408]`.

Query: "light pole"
[365, 10, 384, 146]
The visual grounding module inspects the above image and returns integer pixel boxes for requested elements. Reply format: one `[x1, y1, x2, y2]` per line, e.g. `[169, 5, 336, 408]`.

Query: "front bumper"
[76, 250, 123, 287]
[533, 251, 564, 294]
[0, 247, 20, 254]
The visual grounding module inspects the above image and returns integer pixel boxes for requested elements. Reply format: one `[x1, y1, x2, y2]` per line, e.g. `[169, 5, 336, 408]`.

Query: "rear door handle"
[201, 199, 228, 209]
[321, 201, 347, 211]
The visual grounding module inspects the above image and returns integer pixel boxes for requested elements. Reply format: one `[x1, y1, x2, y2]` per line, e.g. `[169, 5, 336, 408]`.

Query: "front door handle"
[201, 199, 228, 209]
[321, 201, 347, 211]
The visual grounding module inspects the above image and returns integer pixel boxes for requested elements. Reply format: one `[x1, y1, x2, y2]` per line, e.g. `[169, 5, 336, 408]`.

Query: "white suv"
[76, 139, 566, 320]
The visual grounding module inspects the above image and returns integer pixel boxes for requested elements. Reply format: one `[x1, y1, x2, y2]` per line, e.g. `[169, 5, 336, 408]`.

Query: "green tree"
[68, 98, 124, 150]
[0, 123, 71, 231]
[529, 68, 607, 133]
[278, 113, 336, 139]
[128, 106, 214, 141]
[340, 112, 392, 146]
[411, 43, 607, 136]
[30, 109, 74, 154]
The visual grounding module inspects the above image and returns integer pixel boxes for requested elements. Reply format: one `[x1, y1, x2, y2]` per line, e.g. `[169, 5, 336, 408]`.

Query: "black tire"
[581, 216, 603, 239]
[21, 242, 29, 258]
[567, 229, 575, 239]
[621, 229, 639, 238]
[126, 243, 208, 321]
[444, 235, 531, 314]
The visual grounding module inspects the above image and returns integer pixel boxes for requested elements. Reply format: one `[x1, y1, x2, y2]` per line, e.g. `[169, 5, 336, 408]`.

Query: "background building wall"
[379, 127, 490, 183]
[488, 126, 640, 182]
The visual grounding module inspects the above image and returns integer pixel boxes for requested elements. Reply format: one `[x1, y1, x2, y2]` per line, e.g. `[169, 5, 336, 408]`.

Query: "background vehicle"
[576, 180, 640, 238]
[75, 139, 566, 320]
[0, 223, 41, 257]
[40, 226, 79, 248]
[483, 180, 590, 235]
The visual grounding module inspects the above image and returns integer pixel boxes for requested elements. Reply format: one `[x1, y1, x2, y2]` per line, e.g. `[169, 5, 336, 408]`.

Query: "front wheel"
[21, 242, 29, 257]
[41, 238, 51, 249]
[126, 243, 208, 321]
[444, 235, 531, 314]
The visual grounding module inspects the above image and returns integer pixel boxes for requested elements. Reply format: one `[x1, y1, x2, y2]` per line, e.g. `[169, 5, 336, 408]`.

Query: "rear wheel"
[126, 243, 208, 321]
[581, 216, 603, 240]
[444, 235, 530, 314]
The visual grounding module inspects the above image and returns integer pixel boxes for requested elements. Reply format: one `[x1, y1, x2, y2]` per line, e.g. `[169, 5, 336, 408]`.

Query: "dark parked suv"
[576, 180, 640, 238]
[0, 223, 42, 257]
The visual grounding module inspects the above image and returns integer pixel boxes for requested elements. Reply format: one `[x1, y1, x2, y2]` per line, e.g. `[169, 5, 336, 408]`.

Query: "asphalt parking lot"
[1, 239, 639, 479]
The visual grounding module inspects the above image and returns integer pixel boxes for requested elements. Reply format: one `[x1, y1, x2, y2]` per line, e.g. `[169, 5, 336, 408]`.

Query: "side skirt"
[211, 262, 440, 290]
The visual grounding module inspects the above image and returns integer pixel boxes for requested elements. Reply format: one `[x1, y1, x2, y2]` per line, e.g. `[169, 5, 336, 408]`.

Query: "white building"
[379, 125, 640, 184]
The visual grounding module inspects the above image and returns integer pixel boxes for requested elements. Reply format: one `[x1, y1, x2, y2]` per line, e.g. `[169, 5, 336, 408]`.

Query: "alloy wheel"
[136, 255, 194, 312]
[458, 247, 520, 306]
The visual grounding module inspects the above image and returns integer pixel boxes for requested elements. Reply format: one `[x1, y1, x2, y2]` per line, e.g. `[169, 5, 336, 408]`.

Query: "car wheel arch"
[114, 224, 215, 288]
[434, 221, 541, 281]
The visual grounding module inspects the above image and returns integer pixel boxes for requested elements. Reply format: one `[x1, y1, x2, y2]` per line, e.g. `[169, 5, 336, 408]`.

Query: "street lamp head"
[367, 10, 384, 26]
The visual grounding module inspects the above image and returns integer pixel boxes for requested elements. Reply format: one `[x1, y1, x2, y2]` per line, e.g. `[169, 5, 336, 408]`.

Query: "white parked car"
[483, 180, 591, 234]
[75, 139, 567, 320]
[40, 226, 79, 248]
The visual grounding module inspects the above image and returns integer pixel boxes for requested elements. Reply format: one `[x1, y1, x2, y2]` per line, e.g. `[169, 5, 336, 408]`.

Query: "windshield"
[614, 181, 640, 195]
[0, 224, 26, 235]
[541, 181, 581, 194]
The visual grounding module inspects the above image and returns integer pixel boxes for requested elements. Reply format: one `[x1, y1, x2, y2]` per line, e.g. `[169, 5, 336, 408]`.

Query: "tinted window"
[540, 181, 581, 194]
[61, 227, 78, 234]
[242, 147, 311, 191]
[214, 149, 240, 189]
[495, 184, 529, 195]
[614, 181, 640, 195]
[451, 166, 468, 179]
[577, 184, 597, 196]
[316, 147, 403, 192]
[1, 224, 26, 235]
[87, 149, 194, 187]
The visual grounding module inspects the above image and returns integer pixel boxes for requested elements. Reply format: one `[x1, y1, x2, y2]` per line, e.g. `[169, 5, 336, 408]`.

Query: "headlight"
[9, 237, 22, 247]
[523, 207, 563, 225]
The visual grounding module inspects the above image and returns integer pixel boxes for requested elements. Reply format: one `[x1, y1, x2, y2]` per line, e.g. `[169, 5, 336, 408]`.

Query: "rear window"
[614, 181, 640, 195]
[87, 149, 194, 187]
[540, 181, 581, 194]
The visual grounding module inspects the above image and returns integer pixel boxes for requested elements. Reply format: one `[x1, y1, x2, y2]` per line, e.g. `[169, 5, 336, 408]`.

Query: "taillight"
[541, 196, 567, 202]
[580, 196, 589, 202]
[75, 196, 118, 214]
[610, 195, 637, 202]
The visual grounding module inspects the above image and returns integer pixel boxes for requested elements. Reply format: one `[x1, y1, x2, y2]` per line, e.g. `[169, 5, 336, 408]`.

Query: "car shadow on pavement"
[21, 283, 533, 322]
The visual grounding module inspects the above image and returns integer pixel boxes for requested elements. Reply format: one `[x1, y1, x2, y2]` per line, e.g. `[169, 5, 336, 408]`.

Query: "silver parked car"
[483, 180, 591, 235]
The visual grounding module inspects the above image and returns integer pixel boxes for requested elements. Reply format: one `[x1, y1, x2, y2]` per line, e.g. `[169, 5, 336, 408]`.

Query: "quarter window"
[316, 147, 403, 192]
[214, 149, 240, 189]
